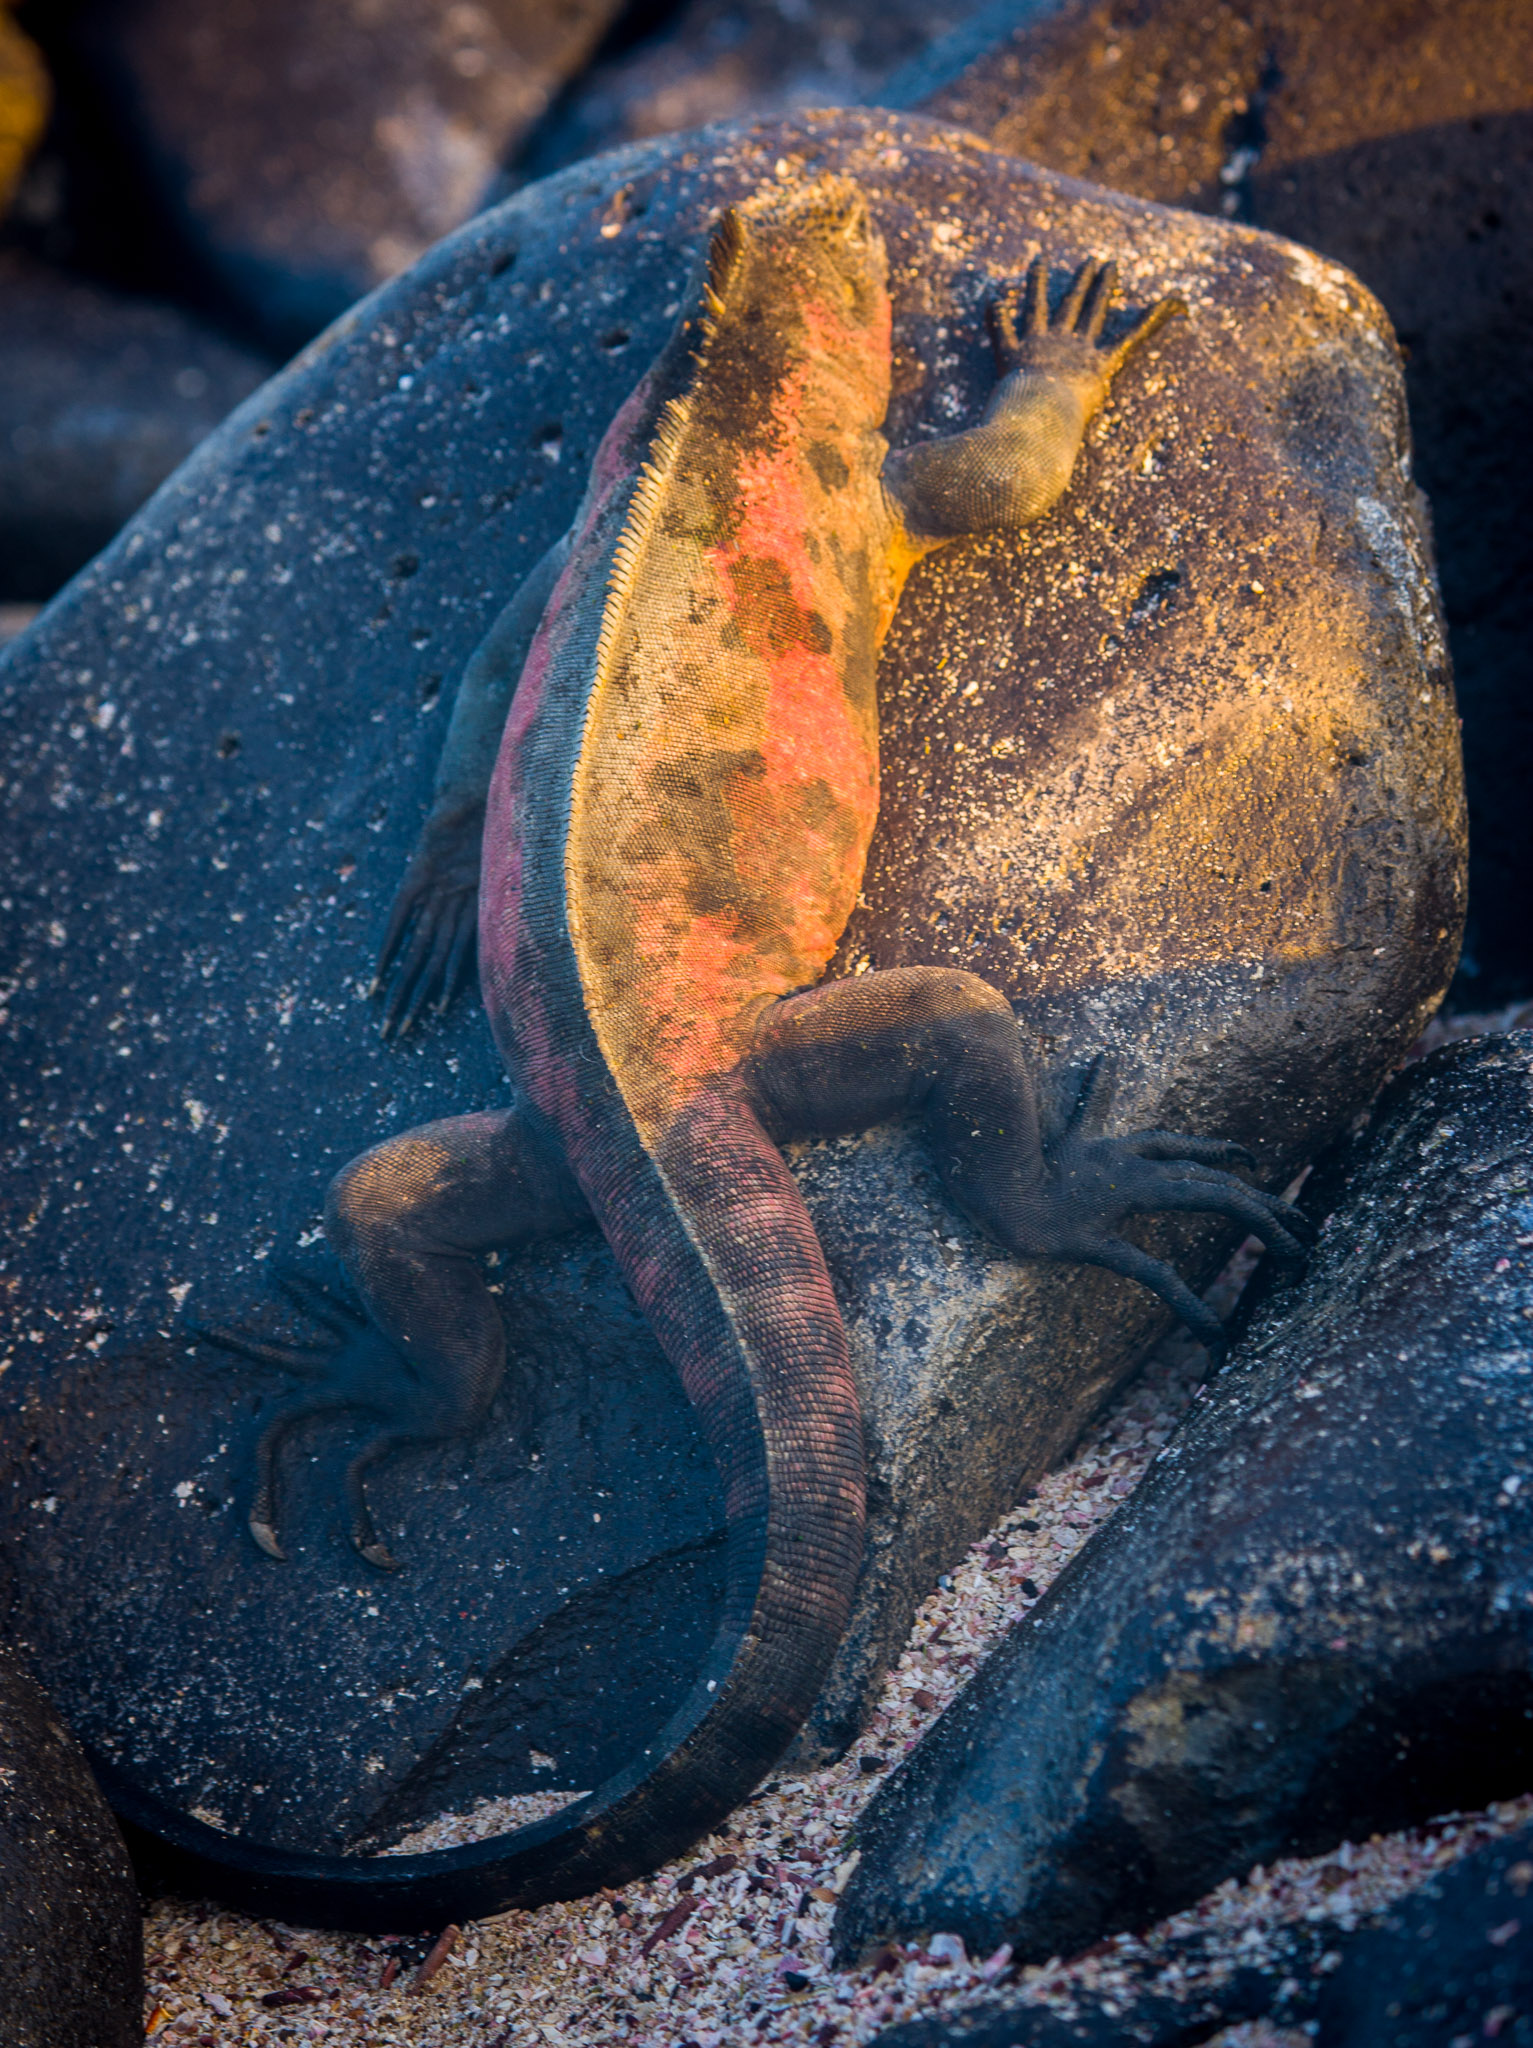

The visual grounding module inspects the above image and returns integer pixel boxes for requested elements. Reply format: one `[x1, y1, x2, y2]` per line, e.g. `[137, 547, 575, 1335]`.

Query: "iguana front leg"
[375, 530, 570, 1036]
[882, 256, 1183, 546]
[734, 265, 1294, 1351]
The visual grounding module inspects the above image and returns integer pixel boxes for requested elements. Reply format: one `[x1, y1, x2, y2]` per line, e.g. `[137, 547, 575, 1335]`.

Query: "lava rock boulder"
[511, 0, 978, 188]
[0, 1639, 142, 2048]
[837, 1031, 1533, 1967]
[59, 0, 630, 352]
[0, 249, 271, 600]
[0, 108, 1461, 1901]
[865, 1821, 1533, 2048]
[1313, 1819, 1533, 2048]
[866, 1924, 1329, 2048]
[892, 0, 1533, 1004]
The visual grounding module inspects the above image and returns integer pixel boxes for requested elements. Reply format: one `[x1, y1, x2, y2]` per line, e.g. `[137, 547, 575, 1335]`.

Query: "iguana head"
[713, 174, 886, 325]
[700, 176, 884, 336]
[675, 171, 892, 452]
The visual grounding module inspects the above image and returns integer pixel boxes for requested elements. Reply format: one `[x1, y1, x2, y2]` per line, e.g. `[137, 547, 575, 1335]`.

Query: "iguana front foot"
[372, 529, 574, 1040]
[372, 800, 483, 1039]
[988, 252, 1186, 395]
[881, 254, 1186, 545]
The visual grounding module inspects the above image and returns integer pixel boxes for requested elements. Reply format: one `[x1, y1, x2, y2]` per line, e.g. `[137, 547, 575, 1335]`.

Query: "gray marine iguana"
[200, 175, 1310, 1928]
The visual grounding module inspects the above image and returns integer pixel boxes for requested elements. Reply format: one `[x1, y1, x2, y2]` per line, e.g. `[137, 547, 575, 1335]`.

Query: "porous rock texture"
[890, 0, 1533, 1003]
[837, 1032, 1533, 1969]
[0, 249, 271, 600]
[57, 0, 629, 353]
[0, 1637, 143, 2048]
[0, 109, 1460, 1884]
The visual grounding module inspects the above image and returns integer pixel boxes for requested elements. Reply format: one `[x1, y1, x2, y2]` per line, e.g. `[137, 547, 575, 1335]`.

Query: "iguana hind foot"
[202, 1274, 426, 1567]
[213, 1108, 587, 1565]
[745, 969, 1310, 1356]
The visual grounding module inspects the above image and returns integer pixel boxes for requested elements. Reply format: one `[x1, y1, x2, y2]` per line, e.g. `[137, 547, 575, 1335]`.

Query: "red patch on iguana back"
[607, 429, 880, 1102]
[708, 433, 879, 973]
[565, 245, 894, 1130]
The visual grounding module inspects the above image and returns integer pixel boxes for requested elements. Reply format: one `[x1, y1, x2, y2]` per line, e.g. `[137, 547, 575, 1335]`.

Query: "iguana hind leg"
[742, 967, 1311, 1355]
[211, 1105, 586, 1566]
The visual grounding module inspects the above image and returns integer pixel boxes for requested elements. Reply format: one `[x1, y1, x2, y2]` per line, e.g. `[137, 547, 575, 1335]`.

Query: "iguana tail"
[106, 1085, 865, 1931]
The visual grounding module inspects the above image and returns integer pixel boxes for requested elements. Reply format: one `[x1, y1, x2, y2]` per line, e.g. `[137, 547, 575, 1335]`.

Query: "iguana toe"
[249, 1517, 286, 1562]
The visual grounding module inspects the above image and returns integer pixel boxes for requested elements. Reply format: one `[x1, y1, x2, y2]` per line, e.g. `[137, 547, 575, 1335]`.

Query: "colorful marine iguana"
[209, 177, 1309, 1926]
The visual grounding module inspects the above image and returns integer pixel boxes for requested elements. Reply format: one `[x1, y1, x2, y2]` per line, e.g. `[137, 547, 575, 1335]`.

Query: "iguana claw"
[198, 1272, 421, 1569]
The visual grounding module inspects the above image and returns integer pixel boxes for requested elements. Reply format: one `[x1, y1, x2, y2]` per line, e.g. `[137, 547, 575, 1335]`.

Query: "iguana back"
[483, 180, 898, 1126]
[471, 178, 893, 1902]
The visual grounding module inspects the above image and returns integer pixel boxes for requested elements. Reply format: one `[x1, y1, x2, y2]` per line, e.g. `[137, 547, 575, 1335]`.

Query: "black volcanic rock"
[0, 109, 1460, 1913]
[837, 1032, 1533, 1967]
[0, 250, 270, 601]
[1314, 1823, 1533, 2048]
[891, 0, 1533, 1005]
[865, 1822, 1533, 2048]
[510, 0, 980, 188]
[0, 1640, 142, 2048]
[58, 0, 629, 352]
[865, 1927, 1327, 2048]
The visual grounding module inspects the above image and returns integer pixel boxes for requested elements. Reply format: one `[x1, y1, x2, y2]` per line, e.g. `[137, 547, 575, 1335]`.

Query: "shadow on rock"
[837, 1032, 1533, 1965]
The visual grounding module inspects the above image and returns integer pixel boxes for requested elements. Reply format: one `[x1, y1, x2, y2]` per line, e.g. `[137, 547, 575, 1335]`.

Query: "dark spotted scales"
[204, 177, 1311, 1925]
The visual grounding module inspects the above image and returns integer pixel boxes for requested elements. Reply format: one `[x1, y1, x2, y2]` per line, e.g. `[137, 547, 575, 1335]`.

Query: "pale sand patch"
[379, 1789, 591, 1857]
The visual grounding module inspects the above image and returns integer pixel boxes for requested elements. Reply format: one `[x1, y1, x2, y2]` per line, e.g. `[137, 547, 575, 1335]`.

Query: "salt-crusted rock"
[0, 1639, 142, 2048]
[0, 109, 1460, 1905]
[838, 1033, 1533, 1966]
[889, 0, 1533, 1004]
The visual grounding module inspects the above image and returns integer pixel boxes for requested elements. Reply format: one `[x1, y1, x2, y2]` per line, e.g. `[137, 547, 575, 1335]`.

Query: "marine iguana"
[206, 176, 1310, 1926]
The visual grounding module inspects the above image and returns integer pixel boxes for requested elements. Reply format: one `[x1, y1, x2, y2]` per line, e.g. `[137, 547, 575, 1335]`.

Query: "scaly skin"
[201, 180, 1311, 1931]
